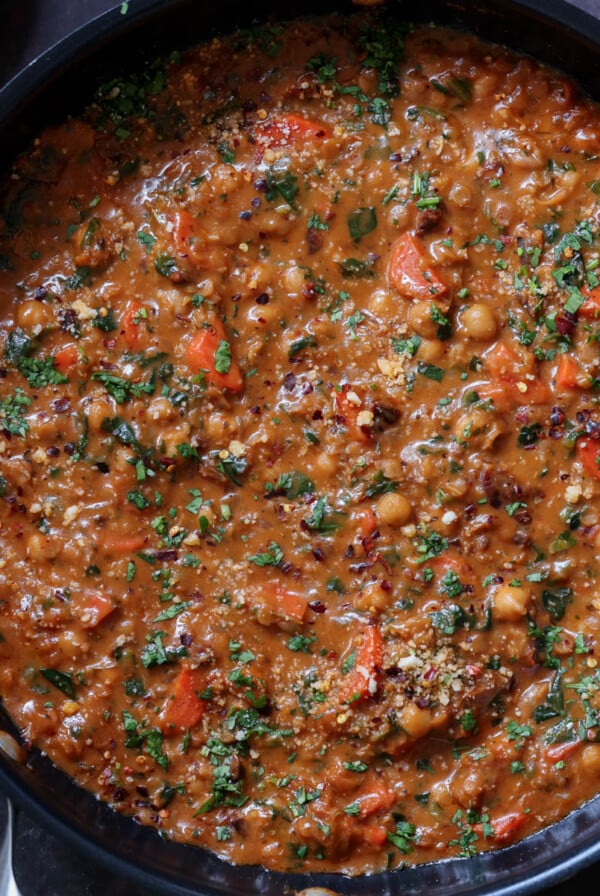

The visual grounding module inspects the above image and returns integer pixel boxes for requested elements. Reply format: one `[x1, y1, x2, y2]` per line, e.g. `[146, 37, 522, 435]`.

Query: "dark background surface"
[1, 0, 600, 893]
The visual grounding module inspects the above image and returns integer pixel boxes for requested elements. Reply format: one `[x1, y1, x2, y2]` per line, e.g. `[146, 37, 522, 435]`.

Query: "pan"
[1, 1, 600, 893]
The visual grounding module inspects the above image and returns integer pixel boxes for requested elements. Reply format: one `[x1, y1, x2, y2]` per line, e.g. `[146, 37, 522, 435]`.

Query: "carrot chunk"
[387, 233, 447, 300]
[577, 437, 600, 480]
[186, 319, 243, 393]
[554, 353, 581, 391]
[487, 812, 528, 844]
[546, 740, 581, 763]
[54, 344, 79, 374]
[355, 508, 378, 538]
[258, 586, 308, 623]
[333, 384, 373, 443]
[256, 113, 331, 147]
[361, 823, 389, 847]
[121, 301, 144, 349]
[171, 210, 207, 266]
[579, 285, 600, 319]
[161, 667, 206, 735]
[482, 342, 550, 406]
[76, 592, 115, 629]
[340, 625, 384, 703]
[356, 778, 396, 818]
[100, 533, 147, 555]
[485, 342, 521, 380]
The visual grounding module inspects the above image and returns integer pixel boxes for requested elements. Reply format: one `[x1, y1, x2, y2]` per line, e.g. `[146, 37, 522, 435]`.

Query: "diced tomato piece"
[387, 233, 447, 301]
[554, 353, 581, 391]
[161, 667, 206, 735]
[186, 319, 243, 393]
[121, 301, 144, 349]
[546, 740, 581, 763]
[579, 285, 600, 320]
[258, 586, 308, 623]
[333, 384, 373, 443]
[54, 344, 79, 374]
[340, 625, 384, 703]
[75, 592, 115, 629]
[577, 437, 600, 480]
[256, 113, 331, 147]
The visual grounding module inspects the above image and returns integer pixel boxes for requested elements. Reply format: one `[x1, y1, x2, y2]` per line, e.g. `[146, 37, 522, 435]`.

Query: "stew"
[1, 9, 600, 875]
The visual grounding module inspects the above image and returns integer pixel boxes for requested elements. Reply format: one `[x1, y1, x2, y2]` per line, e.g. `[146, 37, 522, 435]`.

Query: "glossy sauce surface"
[1, 12, 600, 874]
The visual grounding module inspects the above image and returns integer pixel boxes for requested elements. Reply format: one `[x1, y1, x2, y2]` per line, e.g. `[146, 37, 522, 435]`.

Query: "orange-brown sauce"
[1, 12, 600, 874]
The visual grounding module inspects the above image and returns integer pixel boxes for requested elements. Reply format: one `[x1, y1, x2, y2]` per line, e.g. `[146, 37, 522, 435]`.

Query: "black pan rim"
[1, 0, 600, 893]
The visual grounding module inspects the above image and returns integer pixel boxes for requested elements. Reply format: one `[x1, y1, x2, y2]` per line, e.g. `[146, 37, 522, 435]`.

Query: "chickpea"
[314, 449, 338, 480]
[377, 492, 412, 527]
[146, 396, 176, 423]
[460, 303, 498, 341]
[85, 396, 115, 431]
[161, 423, 191, 456]
[381, 458, 402, 480]
[16, 300, 55, 330]
[353, 580, 390, 614]
[452, 408, 491, 443]
[449, 182, 472, 208]
[417, 337, 444, 363]
[27, 532, 62, 561]
[369, 288, 396, 318]
[408, 300, 439, 339]
[247, 302, 279, 327]
[282, 265, 305, 294]
[493, 583, 531, 622]
[399, 703, 445, 739]
[205, 412, 235, 441]
[580, 745, 600, 776]
[472, 72, 499, 100]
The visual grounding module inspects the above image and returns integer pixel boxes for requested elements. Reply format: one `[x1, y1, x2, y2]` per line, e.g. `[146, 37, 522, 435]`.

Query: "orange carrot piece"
[171, 210, 206, 266]
[161, 667, 206, 735]
[259, 586, 308, 623]
[256, 113, 331, 147]
[577, 438, 600, 480]
[516, 377, 551, 405]
[487, 812, 528, 844]
[485, 342, 521, 380]
[429, 553, 474, 586]
[357, 780, 396, 819]
[121, 301, 144, 349]
[101, 533, 147, 555]
[333, 384, 373, 443]
[555, 354, 580, 391]
[361, 823, 390, 846]
[54, 344, 79, 374]
[76, 592, 115, 629]
[355, 508, 378, 538]
[186, 319, 243, 393]
[340, 625, 384, 703]
[482, 342, 550, 406]
[387, 233, 447, 301]
[579, 285, 600, 320]
[546, 740, 581, 763]
[473, 382, 513, 412]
